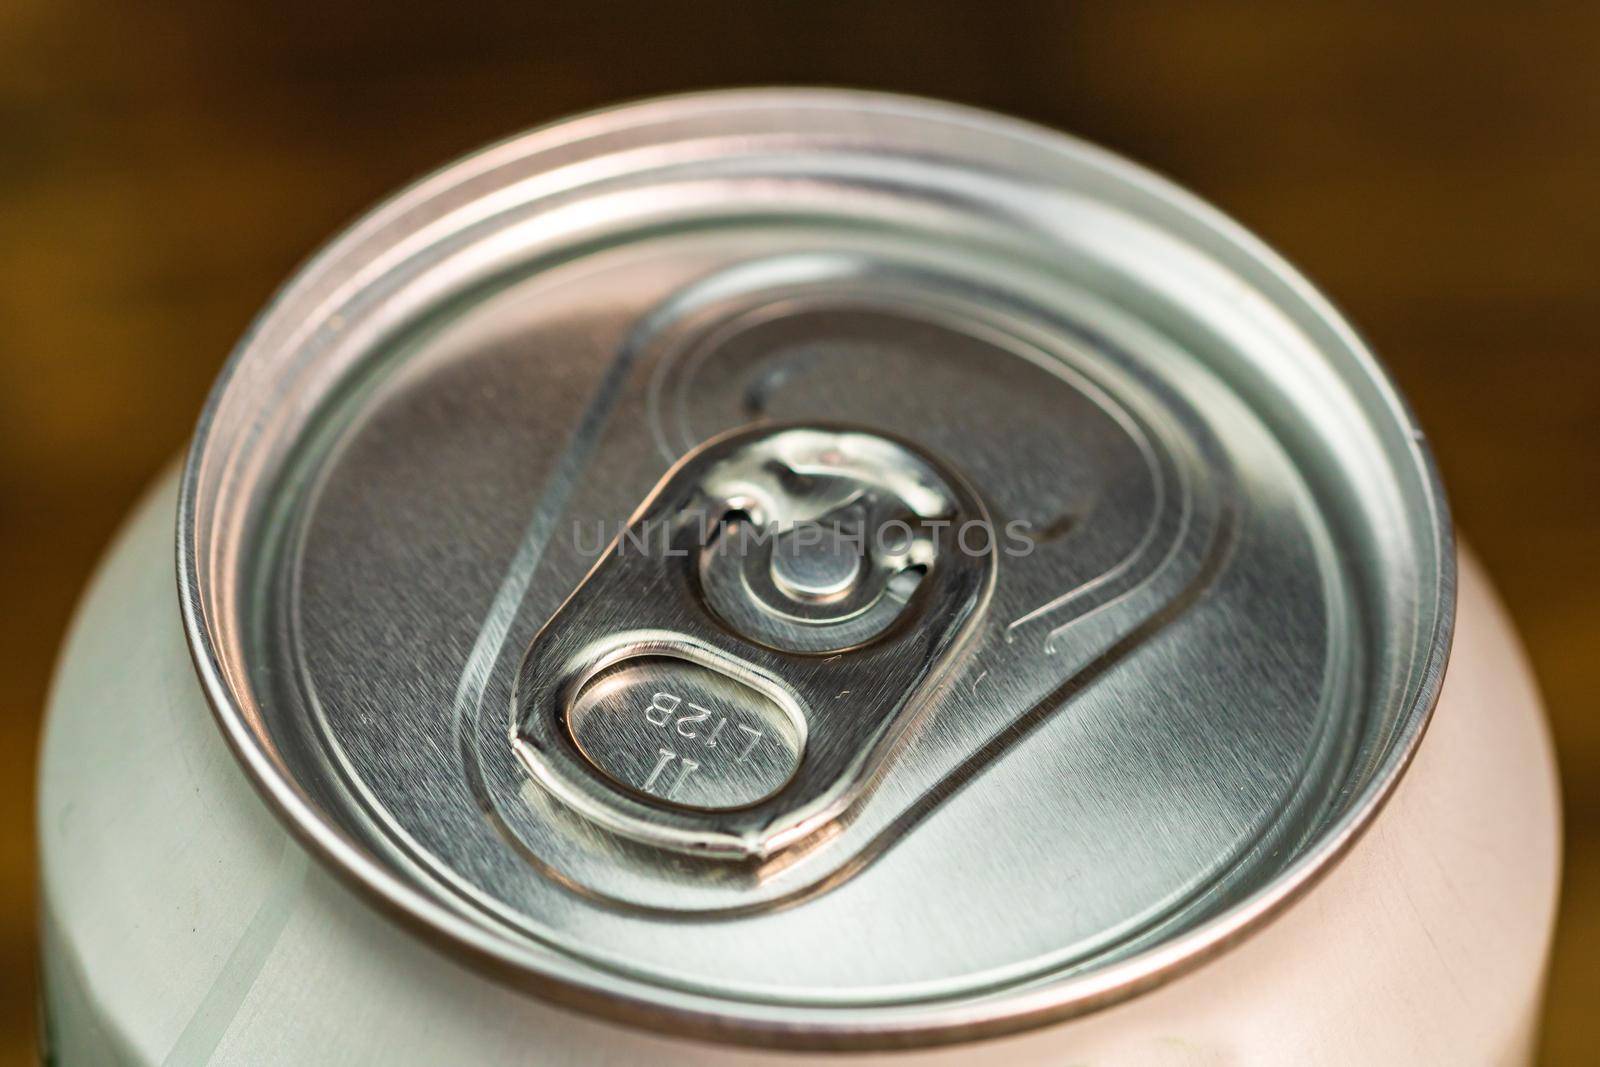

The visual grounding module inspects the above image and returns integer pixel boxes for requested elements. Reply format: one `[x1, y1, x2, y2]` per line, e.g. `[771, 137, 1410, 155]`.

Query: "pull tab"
[510, 425, 995, 859]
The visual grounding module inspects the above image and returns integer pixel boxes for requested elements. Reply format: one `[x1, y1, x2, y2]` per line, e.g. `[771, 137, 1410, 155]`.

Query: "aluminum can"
[37, 90, 1560, 1064]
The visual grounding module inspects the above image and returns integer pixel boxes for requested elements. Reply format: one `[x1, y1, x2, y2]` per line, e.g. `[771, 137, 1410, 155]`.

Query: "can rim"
[176, 87, 1455, 1049]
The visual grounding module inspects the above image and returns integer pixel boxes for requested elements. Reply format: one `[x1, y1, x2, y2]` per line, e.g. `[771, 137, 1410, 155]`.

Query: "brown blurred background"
[2, 2, 1596, 1062]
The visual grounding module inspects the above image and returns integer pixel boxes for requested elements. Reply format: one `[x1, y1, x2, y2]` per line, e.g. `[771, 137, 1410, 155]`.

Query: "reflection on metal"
[175, 91, 1455, 1046]
[512, 425, 994, 858]
[566, 657, 803, 811]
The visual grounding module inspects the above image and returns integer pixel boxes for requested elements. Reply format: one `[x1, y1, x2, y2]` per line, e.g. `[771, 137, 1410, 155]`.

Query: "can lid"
[179, 89, 1453, 1048]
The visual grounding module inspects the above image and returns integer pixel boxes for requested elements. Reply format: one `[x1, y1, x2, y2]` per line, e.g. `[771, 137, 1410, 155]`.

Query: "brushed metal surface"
[176, 90, 1454, 1045]
[566, 657, 803, 812]
[512, 423, 994, 858]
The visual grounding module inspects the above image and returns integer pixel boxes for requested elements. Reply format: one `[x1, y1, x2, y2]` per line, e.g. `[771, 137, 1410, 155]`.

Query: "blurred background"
[2, 2, 1596, 1062]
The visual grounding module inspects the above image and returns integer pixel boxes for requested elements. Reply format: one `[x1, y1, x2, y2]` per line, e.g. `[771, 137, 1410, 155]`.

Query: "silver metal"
[565, 656, 804, 812]
[175, 89, 1454, 1048]
[511, 423, 993, 858]
[769, 525, 861, 602]
[695, 426, 956, 654]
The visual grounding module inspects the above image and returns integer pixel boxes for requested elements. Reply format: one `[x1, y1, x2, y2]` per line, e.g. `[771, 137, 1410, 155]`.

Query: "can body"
[36, 91, 1563, 1062]
[39, 469, 1559, 1064]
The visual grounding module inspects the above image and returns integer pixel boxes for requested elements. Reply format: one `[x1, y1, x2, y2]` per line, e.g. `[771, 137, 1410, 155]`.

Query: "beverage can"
[41, 91, 1556, 1063]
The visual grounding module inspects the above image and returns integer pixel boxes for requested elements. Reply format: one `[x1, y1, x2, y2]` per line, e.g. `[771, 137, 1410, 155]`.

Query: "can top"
[179, 90, 1453, 1049]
